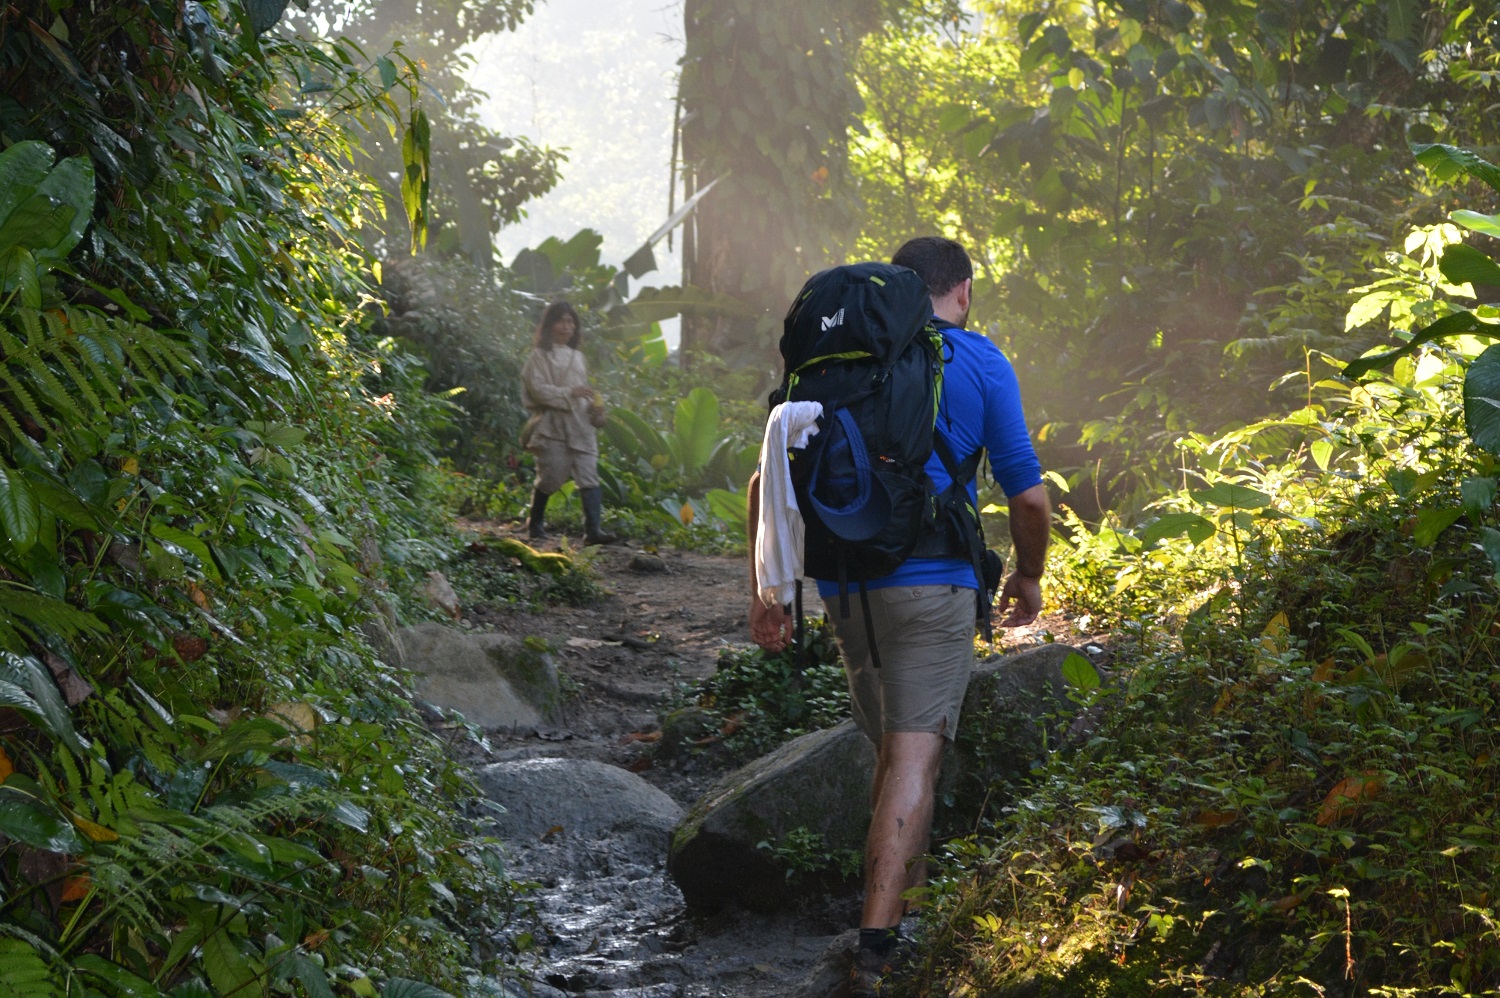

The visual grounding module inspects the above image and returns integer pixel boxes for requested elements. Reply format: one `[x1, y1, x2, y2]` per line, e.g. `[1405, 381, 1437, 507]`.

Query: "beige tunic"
[521, 345, 599, 454]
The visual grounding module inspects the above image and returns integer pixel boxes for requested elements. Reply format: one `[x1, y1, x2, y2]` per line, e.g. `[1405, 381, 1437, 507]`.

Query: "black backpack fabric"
[769, 261, 946, 587]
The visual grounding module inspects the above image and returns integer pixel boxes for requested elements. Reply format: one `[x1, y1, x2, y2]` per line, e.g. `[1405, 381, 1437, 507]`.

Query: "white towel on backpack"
[755, 401, 823, 608]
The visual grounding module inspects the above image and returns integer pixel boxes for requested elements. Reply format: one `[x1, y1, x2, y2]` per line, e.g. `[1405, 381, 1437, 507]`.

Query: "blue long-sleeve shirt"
[815, 320, 1042, 595]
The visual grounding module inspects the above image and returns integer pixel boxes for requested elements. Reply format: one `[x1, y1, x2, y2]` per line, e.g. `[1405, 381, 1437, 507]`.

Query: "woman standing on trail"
[520, 301, 617, 545]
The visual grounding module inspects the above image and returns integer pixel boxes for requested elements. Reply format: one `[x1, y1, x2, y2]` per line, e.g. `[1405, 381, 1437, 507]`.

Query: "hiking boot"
[527, 489, 551, 540]
[849, 928, 914, 998]
[581, 486, 619, 545]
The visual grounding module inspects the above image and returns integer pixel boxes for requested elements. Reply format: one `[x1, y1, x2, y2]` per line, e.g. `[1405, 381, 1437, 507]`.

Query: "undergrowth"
[905, 330, 1500, 994]
[667, 616, 847, 762]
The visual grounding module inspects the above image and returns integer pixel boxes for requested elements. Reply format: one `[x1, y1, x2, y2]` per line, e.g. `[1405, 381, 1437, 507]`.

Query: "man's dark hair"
[890, 236, 972, 297]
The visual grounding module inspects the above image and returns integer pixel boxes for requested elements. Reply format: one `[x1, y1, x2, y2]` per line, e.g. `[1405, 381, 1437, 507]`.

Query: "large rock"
[667, 720, 876, 912]
[667, 642, 1096, 912]
[476, 758, 683, 874]
[398, 622, 559, 729]
[944, 643, 1091, 815]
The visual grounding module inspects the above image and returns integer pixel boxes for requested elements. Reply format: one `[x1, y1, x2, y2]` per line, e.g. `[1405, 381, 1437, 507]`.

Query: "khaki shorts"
[823, 585, 975, 743]
[533, 439, 599, 492]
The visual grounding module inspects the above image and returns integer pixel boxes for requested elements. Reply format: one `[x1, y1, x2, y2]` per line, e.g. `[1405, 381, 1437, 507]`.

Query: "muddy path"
[442, 519, 1077, 997]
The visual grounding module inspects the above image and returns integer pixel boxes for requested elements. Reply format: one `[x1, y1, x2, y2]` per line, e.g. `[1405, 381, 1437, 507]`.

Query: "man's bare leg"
[861, 729, 946, 929]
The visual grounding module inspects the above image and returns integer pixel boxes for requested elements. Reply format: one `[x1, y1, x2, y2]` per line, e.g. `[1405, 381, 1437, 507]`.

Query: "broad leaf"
[0, 652, 86, 752]
[606, 409, 671, 469]
[1465, 344, 1500, 454]
[1481, 527, 1500, 581]
[1412, 508, 1463, 547]
[328, 799, 370, 832]
[1414, 142, 1500, 195]
[616, 284, 757, 324]
[73, 954, 167, 997]
[1190, 483, 1272, 509]
[1439, 243, 1500, 288]
[0, 790, 84, 852]
[705, 488, 748, 534]
[150, 523, 223, 581]
[1141, 512, 1216, 548]
[32, 153, 93, 264]
[1343, 310, 1494, 380]
[201, 927, 265, 998]
[194, 717, 286, 762]
[0, 142, 52, 223]
[245, 0, 293, 35]
[1452, 210, 1500, 240]
[1462, 476, 1497, 522]
[0, 195, 77, 259]
[674, 388, 721, 474]
[290, 954, 336, 998]
[1061, 652, 1100, 692]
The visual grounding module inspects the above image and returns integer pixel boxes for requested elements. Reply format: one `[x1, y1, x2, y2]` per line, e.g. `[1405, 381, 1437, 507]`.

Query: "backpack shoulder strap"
[931, 430, 992, 640]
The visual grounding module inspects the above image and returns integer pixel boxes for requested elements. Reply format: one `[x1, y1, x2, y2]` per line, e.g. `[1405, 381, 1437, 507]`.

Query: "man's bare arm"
[746, 470, 792, 651]
[997, 482, 1050, 627]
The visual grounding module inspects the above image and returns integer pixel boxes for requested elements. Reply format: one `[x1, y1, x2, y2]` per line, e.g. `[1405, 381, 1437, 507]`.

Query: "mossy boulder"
[944, 642, 1092, 818]
[667, 642, 1100, 911]
[667, 720, 875, 912]
[398, 622, 560, 729]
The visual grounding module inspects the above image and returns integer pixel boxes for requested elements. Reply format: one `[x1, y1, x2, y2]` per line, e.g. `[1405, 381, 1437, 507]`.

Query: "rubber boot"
[581, 486, 618, 546]
[528, 489, 551, 540]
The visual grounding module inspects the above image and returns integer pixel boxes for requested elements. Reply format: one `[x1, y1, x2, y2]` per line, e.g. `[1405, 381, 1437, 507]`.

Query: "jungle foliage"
[894, 147, 1500, 996]
[0, 2, 540, 994]
[287, 0, 564, 266]
[850, 0, 1500, 513]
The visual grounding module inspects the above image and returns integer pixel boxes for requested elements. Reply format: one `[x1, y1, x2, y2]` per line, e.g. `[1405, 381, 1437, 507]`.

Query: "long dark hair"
[533, 301, 581, 351]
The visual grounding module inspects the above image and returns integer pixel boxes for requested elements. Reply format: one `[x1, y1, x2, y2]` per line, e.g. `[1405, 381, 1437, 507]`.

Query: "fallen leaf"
[627, 756, 653, 773]
[1269, 891, 1310, 912]
[679, 502, 694, 526]
[44, 653, 93, 706]
[187, 582, 211, 610]
[1311, 658, 1339, 682]
[1316, 771, 1383, 826]
[540, 824, 564, 843]
[1193, 809, 1239, 829]
[619, 731, 663, 745]
[172, 634, 209, 662]
[0, 746, 11, 784]
[304, 929, 329, 950]
[61, 874, 91, 902]
[265, 702, 318, 746]
[72, 815, 119, 843]
[566, 636, 613, 651]
[720, 711, 746, 736]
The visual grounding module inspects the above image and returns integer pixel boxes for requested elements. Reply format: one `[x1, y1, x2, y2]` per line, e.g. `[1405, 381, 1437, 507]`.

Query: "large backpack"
[769, 263, 991, 657]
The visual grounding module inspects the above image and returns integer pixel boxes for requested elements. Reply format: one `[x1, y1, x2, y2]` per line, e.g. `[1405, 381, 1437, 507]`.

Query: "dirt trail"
[448, 519, 1073, 996]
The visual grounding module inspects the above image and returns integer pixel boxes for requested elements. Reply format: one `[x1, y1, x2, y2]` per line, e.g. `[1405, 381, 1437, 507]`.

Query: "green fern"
[0, 936, 61, 998]
[0, 306, 193, 449]
[0, 585, 106, 652]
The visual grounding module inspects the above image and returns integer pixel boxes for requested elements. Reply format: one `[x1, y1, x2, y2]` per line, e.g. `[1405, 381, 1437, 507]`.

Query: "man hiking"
[747, 236, 1051, 996]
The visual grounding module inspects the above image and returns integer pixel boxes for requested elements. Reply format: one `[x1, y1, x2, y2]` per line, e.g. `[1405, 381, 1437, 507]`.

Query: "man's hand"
[570, 385, 595, 399]
[750, 598, 792, 652]
[997, 572, 1042, 627]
